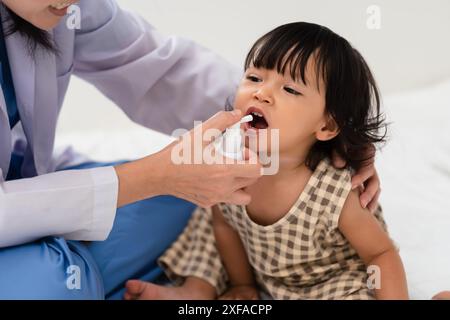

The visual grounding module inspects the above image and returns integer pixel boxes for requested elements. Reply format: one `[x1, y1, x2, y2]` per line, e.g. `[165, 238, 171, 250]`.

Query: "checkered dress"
[158, 158, 387, 299]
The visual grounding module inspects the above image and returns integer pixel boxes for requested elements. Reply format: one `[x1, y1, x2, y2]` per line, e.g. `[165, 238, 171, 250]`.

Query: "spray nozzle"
[240, 114, 254, 124]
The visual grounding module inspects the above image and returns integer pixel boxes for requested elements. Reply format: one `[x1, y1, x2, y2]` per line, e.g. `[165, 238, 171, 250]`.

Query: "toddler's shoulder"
[312, 158, 353, 201]
[310, 158, 353, 229]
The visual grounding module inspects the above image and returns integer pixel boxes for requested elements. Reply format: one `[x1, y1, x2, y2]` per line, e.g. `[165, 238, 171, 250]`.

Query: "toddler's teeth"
[51, 1, 71, 10]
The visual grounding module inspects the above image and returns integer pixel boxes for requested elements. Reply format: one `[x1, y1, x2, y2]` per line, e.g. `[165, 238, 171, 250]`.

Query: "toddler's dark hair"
[245, 22, 386, 171]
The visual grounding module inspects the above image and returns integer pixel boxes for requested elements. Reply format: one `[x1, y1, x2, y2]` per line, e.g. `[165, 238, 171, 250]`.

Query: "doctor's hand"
[160, 110, 263, 208]
[331, 145, 381, 213]
[115, 110, 262, 208]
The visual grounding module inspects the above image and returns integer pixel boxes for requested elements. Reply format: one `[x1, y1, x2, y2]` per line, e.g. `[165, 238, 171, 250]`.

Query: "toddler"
[125, 22, 408, 300]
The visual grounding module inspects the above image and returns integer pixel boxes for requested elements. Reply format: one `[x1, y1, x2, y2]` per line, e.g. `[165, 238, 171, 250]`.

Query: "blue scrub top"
[0, 21, 23, 180]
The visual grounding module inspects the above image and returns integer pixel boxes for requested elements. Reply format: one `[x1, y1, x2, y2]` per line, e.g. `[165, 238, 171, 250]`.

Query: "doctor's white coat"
[0, 0, 240, 247]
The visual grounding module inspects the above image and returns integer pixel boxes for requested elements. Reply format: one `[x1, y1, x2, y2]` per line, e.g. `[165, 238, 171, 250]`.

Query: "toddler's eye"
[284, 87, 301, 96]
[246, 75, 261, 82]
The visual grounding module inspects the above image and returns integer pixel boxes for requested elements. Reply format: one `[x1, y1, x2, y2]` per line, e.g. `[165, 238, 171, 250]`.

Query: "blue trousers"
[0, 160, 195, 299]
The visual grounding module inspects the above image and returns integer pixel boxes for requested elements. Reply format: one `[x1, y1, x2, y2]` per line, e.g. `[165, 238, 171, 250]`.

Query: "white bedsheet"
[55, 79, 450, 300]
[376, 80, 450, 299]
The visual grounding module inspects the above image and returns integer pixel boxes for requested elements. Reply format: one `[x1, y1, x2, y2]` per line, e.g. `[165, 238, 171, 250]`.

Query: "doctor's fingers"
[200, 110, 244, 143]
[226, 162, 263, 179]
[203, 110, 243, 132]
[358, 171, 380, 209]
[227, 148, 263, 178]
[367, 189, 381, 213]
[225, 189, 252, 206]
[233, 177, 259, 190]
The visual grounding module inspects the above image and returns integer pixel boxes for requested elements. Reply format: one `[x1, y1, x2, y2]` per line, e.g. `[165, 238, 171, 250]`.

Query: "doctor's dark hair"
[1, 5, 56, 54]
[245, 22, 386, 171]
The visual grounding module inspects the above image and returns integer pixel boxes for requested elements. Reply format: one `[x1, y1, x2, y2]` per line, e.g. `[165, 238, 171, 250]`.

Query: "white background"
[56, 0, 450, 136]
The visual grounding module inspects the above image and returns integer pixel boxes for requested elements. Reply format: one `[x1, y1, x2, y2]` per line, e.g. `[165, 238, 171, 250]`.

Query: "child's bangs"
[244, 28, 329, 90]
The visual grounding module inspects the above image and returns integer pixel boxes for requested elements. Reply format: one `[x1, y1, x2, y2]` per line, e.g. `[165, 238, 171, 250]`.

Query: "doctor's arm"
[114, 110, 262, 208]
[73, 0, 240, 135]
[0, 111, 261, 248]
[0, 166, 117, 248]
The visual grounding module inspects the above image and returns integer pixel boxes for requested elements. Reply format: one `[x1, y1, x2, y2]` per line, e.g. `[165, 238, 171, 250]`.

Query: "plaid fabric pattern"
[158, 158, 387, 299]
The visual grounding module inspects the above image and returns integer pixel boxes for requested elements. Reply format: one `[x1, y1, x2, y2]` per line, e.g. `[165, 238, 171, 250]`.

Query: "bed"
[54, 78, 450, 299]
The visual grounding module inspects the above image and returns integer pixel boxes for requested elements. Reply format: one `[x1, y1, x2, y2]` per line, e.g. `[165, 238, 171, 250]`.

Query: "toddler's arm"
[212, 205, 257, 294]
[338, 190, 409, 299]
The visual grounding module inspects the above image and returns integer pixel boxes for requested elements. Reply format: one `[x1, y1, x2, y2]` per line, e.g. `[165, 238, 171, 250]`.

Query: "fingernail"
[231, 109, 242, 116]
[362, 201, 367, 209]
[352, 184, 358, 190]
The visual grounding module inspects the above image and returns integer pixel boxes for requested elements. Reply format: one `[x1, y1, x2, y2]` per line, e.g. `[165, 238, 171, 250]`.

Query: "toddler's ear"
[316, 116, 339, 141]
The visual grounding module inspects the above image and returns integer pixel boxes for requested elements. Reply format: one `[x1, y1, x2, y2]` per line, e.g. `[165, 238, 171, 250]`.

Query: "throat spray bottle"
[215, 114, 253, 161]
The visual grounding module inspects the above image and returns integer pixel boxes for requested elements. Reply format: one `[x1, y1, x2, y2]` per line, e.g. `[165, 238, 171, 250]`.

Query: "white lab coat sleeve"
[0, 166, 118, 248]
[73, 0, 242, 134]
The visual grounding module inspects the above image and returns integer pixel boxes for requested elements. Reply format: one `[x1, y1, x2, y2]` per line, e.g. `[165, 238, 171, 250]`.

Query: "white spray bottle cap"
[216, 115, 253, 160]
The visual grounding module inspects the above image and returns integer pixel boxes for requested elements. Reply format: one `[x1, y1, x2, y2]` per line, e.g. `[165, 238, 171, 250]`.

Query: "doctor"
[0, 0, 381, 299]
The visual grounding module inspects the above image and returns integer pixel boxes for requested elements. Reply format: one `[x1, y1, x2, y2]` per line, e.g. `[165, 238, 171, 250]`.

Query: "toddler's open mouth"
[245, 107, 269, 130]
